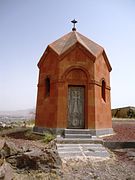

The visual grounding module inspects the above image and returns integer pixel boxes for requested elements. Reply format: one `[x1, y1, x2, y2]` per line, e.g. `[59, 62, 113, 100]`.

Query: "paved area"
[57, 143, 111, 160]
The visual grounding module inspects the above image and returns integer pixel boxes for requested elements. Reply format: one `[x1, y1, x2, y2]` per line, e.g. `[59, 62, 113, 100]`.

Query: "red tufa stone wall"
[35, 50, 59, 128]
[35, 45, 112, 131]
[94, 54, 112, 129]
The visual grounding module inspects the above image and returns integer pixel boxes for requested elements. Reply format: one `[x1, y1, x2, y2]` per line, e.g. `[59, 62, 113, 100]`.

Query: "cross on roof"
[71, 19, 78, 31]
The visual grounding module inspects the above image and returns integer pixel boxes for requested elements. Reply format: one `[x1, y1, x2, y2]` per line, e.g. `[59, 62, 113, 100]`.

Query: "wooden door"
[68, 86, 84, 128]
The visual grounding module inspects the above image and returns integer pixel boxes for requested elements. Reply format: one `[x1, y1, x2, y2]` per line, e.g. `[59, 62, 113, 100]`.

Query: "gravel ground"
[103, 121, 135, 142]
[0, 122, 135, 180]
[61, 156, 135, 180]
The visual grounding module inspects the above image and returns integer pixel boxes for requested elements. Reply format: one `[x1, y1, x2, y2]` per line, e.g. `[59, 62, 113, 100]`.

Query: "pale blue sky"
[0, 0, 135, 110]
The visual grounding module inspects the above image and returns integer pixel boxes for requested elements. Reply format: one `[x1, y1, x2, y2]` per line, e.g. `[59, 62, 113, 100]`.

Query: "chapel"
[34, 21, 113, 136]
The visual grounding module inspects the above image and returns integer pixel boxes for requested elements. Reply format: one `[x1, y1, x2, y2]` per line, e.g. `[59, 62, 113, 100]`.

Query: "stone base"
[89, 128, 113, 136]
[33, 126, 65, 136]
[33, 126, 113, 137]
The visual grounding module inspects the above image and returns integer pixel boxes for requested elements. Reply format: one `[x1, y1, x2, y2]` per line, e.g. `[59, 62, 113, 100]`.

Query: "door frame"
[67, 85, 85, 129]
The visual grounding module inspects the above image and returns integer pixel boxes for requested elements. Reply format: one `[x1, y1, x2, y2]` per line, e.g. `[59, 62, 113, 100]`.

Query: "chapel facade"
[34, 27, 113, 136]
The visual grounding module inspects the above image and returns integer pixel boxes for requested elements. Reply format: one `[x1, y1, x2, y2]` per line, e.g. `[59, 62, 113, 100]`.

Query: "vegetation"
[127, 109, 135, 118]
[43, 133, 55, 143]
[25, 119, 35, 127]
[112, 106, 135, 119]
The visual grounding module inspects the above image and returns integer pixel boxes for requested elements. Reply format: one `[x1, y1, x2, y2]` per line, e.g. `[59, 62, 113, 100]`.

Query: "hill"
[0, 109, 35, 122]
[112, 106, 135, 118]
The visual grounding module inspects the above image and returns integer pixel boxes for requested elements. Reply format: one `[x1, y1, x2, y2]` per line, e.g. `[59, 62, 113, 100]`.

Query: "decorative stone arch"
[100, 78, 106, 85]
[61, 66, 90, 83]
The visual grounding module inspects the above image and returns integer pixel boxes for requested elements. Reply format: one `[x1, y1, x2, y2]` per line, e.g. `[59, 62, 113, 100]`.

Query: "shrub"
[43, 133, 55, 143]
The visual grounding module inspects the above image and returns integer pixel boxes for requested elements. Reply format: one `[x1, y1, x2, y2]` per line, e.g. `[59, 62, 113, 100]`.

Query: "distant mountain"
[0, 109, 35, 122]
[0, 108, 35, 116]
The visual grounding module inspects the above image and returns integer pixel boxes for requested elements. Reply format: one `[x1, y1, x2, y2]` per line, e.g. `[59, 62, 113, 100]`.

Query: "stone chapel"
[34, 22, 113, 136]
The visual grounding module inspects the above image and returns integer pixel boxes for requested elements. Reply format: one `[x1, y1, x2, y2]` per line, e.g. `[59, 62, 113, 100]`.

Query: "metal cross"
[71, 19, 78, 31]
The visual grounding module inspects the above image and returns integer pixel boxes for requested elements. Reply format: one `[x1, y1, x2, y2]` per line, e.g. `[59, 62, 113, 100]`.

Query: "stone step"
[56, 143, 110, 159]
[56, 137, 103, 144]
[64, 129, 92, 139]
[65, 129, 91, 134]
[65, 134, 91, 138]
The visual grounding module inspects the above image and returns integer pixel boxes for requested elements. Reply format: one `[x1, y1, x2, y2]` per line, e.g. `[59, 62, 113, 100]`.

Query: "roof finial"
[71, 19, 78, 31]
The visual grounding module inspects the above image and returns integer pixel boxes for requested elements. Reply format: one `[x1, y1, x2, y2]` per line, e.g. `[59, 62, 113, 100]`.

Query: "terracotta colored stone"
[34, 31, 112, 135]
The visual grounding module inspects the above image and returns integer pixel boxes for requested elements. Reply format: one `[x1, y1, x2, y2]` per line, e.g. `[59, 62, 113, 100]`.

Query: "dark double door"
[68, 86, 84, 129]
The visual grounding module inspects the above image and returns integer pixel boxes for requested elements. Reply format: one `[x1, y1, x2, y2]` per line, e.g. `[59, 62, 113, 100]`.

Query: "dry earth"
[103, 121, 135, 142]
[0, 121, 135, 180]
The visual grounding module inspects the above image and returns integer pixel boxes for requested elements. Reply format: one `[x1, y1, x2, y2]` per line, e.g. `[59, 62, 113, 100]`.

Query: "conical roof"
[49, 31, 103, 58]
[38, 31, 112, 72]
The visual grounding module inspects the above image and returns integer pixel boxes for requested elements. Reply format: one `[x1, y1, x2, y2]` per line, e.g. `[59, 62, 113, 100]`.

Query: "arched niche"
[62, 66, 90, 83]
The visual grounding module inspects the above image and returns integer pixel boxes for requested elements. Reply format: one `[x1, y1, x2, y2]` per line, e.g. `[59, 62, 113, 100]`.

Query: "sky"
[0, 0, 135, 111]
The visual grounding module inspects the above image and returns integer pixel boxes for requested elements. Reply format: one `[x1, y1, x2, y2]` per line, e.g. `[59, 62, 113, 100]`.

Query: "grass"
[2, 128, 55, 142]
[43, 133, 55, 143]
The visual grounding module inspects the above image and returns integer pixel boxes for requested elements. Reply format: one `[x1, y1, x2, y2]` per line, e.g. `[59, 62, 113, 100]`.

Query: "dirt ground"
[61, 120, 135, 180]
[103, 121, 135, 142]
[61, 154, 135, 180]
[0, 121, 135, 180]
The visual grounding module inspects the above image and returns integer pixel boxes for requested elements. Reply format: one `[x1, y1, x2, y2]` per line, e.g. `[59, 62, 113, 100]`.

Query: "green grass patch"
[43, 133, 55, 143]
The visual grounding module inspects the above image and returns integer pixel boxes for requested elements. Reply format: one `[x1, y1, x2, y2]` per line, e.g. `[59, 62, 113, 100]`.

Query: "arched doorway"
[68, 86, 85, 128]
[65, 68, 88, 129]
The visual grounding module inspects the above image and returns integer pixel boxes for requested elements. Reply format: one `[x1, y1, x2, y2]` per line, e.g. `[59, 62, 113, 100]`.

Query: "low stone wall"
[104, 141, 135, 149]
